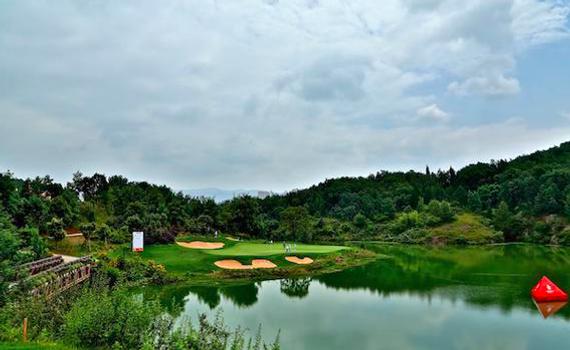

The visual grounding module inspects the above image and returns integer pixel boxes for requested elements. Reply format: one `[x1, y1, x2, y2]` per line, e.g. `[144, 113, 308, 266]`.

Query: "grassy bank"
[427, 213, 500, 244]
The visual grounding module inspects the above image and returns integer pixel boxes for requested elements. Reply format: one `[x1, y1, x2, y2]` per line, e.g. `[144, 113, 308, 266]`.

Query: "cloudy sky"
[1, 0, 569, 192]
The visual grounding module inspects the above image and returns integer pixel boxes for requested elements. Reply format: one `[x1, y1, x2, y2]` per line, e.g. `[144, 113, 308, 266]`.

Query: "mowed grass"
[136, 237, 348, 275]
[206, 242, 346, 256]
[139, 244, 220, 274]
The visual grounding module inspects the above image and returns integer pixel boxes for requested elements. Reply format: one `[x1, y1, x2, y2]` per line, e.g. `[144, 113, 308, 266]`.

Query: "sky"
[1, 0, 569, 192]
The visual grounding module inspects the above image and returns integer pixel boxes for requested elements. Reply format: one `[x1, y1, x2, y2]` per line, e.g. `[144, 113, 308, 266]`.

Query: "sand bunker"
[252, 259, 277, 269]
[285, 256, 314, 265]
[177, 241, 225, 249]
[214, 259, 277, 270]
[214, 260, 253, 270]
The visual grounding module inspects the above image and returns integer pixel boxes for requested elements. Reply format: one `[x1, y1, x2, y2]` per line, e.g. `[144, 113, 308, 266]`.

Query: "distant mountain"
[182, 188, 273, 203]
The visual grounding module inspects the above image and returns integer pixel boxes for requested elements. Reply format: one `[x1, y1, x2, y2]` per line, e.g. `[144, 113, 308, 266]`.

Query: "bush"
[558, 228, 570, 246]
[353, 213, 368, 229]
[426, 200, 455, 223]
[395, 228, 430, 244]
[98, 254, 170, 285]
[63, 290, 161, 349]
[142, 312, 281, 350]
[46, 217, 66, 242]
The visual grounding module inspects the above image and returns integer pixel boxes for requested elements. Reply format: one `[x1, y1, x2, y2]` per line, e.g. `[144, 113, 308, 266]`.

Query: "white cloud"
[416, 104, 450, 122]
[512, 0, 570, 49]
[0, 0, 569, 190]
[561, 111, 570, 120]
[448, 74, 521, 96]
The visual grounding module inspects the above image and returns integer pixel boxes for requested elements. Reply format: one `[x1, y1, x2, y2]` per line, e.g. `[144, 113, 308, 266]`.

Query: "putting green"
[206, 242, 347, 256]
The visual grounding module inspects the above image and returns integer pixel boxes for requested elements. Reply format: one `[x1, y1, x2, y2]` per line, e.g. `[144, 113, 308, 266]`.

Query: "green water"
[144, 244, 570, 349]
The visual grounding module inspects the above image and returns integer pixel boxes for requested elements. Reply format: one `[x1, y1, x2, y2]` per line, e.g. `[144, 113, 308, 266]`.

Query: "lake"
[144, 244, 570, 349]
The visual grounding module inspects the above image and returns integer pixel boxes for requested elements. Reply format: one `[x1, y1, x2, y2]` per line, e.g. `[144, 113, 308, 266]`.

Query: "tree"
[565, 191, 570, 219]
[255, 214, 279, 239]
[46, 217, 66, 247]
[21, 195, 49, 229]
[467, 191, 482, 212]
[416, 197, 425, 211]
[29, 228, 48, 259]
[197, 214, 214, 233]
[438, 201, 454, 222]
[353, 213, 368, 229]
[69, 172, 108, 201]
[125, 215, 144, 232]
[18, 226, 47, 259]
[223, 196, 260, 235]
[0, 228, 21, 306]
[50, 189, 80, 227]
[493, 201, 514, 241]
[534, 183, 561, 215]
[426, 200, 446, 220]
[280, 206, 311, 242]
[95, 224, 112, 246]
[80, 222, 96, 251]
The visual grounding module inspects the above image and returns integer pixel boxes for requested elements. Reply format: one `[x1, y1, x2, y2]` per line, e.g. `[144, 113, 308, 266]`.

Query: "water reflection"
[280, 278, 311, 298]
[219, 283, 259, 308]
[143, 244, 570, 320]
[316, 244, 570, 318]
[533, 301, 568, 319]
[187, 286, 221, 309]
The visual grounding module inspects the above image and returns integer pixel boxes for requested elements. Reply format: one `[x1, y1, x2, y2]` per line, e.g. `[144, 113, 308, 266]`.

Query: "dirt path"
[57, 254, 80, 263]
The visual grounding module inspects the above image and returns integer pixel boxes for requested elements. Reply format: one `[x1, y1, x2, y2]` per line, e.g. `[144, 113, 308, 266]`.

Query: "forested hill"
[265, 141, 570, 216]
[1, 141, 569, 248]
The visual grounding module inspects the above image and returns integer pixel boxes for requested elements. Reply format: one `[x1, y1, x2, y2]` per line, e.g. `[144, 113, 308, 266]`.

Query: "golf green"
[205, 242, 347, 256]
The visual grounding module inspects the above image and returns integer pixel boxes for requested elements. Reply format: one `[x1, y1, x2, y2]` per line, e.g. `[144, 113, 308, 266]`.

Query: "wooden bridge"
[16, 255, 94, 297]
[17, 256, 64, 277]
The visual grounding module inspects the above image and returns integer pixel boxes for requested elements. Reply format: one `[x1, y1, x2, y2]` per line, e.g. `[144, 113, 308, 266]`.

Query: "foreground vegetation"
[0, 277, 281, 349]
[0, 214, 281, 348]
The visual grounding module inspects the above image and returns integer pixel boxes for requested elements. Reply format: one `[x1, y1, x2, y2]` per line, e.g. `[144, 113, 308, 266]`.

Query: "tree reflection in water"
[280, 278, 312, 299]
[220, 283, 259, 308]
[317, 244, 570, 319]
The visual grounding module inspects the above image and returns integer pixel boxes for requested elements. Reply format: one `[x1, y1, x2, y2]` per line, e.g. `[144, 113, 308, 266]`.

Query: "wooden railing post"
[23, 317, 28, 342]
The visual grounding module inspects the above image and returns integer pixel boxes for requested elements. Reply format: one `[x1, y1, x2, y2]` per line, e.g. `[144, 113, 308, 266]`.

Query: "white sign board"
[132, 231, 144, 252]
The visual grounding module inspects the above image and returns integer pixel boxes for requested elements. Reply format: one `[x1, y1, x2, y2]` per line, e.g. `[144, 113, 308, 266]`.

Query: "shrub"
[98, 254, 170, 285]
[557, 228, 570, 246]
[353, 213, 368, 229]
[142, 312, 281, 350]
[46, 217, 66, 242]
[63, 290, 161, 349]
[396, 228, 430, 244]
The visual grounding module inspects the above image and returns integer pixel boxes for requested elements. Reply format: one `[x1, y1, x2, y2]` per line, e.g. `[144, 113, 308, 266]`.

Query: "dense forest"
[1, 141, 570, 259]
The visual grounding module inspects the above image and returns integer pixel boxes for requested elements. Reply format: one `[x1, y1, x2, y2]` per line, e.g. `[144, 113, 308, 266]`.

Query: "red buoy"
[531, 276, 568, 302]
